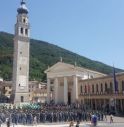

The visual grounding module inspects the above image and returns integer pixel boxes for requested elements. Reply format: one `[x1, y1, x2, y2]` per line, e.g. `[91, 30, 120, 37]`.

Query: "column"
[64, 77, 68, 104]
[47, 78, 50, 103]
[55, 78, 59, 104]
[72, 76, 78, 103]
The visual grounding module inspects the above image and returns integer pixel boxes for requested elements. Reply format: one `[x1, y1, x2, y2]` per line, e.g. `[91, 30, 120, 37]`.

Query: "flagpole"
[88, 72, 91, 110]
[115, 92, 117, 114]
[113, 66, 118, 115]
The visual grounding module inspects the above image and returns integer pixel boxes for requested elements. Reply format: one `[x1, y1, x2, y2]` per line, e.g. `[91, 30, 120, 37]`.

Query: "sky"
[0, 0, 124, 69]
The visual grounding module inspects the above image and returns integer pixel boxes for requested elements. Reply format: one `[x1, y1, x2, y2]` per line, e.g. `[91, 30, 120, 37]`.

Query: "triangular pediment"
[45, 62, 75, 73]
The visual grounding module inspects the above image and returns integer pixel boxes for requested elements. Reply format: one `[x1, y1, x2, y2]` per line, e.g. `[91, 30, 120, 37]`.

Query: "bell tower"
[12, 0, 30, 104]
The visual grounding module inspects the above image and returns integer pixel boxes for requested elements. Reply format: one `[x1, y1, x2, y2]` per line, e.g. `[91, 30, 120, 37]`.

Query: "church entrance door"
[68, 92, 71, 105]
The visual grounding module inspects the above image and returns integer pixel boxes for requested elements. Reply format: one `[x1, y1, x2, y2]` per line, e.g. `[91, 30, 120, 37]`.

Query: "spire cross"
[21, 0, 26, 4]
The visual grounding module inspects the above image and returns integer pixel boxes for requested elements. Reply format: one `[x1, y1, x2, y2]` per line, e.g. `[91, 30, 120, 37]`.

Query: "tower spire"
[21, 0, 26, 4]
[11, 0, 30, 104]
[18, 0, 28, 14]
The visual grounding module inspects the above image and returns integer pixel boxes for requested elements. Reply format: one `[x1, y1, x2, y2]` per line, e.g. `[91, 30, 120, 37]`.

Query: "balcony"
[79, 92, 124, 97]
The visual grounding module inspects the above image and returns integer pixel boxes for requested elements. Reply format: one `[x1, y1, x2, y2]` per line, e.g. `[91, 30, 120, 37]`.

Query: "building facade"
[29, 81, 47, 103]
[0, 81, 47, 103]
[79, 73, 124, 112]
[12, 1, 30, 104]
[45, 62, 106, 104]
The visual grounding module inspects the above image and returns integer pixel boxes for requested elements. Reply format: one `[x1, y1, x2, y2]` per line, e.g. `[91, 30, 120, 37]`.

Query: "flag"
[113, 67, 118, 93]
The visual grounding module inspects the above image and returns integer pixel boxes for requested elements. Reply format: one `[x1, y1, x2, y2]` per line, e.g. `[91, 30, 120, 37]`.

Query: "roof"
[79, 71, 124, 82]
[44, 62, 106, 76]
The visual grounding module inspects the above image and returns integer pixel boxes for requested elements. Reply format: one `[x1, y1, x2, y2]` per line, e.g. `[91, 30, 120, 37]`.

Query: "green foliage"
[0, 32, 123, 81]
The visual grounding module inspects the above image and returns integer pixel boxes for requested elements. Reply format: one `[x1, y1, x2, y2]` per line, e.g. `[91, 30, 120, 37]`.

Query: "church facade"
[45, 62, 106, 104]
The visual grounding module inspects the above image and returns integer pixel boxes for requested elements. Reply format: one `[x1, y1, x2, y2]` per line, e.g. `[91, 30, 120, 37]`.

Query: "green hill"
[0, 31, 123, 81]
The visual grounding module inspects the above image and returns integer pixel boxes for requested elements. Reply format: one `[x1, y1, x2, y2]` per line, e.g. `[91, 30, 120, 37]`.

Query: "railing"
[79, 92, 124, 96]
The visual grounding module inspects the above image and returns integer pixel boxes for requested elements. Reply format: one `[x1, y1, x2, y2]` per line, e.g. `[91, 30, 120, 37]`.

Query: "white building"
[45, 62, 106, 104]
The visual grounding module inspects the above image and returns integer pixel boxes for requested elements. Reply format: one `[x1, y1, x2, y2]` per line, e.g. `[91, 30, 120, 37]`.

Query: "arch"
[23, 18, 26, 23]
[20, 27, 23, 34]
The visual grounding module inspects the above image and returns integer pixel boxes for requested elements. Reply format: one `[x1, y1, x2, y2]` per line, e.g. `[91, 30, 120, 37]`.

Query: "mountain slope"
[0, 32, 123, 81]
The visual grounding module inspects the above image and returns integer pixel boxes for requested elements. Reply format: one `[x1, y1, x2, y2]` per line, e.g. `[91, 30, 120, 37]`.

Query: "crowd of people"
[0, 103, 106, 126]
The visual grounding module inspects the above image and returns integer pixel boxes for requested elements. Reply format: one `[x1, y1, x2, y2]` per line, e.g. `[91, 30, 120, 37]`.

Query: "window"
[50, 79, 54, 84]
[81, 99, 83, 104]
[50, 86, 54, 91]
[96, 84, 98, 92]
[110, 82, 113, 93]
[23, 18, 26, 23]
[105, 83, 108, 93]
[25, 29, 28, 35]
[122, 81, 124, 91]
[92, 84, 94, 93]
[20, 28, 23, 34]
[20, 67, 21, 70]
[21, 96, 24, 102]
[90, 75, 94, 78]
[101, 83, 103, 92]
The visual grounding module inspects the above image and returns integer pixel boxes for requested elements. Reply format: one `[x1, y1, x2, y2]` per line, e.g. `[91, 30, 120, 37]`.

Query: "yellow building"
[0, 81, 47, 103]
[79, 72, 124, 112]
[29, 81, 47, 103]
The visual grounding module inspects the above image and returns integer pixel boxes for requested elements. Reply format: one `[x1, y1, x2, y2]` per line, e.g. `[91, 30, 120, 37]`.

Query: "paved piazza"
[1, 122, 124, 127]
[1, 116, 124, 127]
